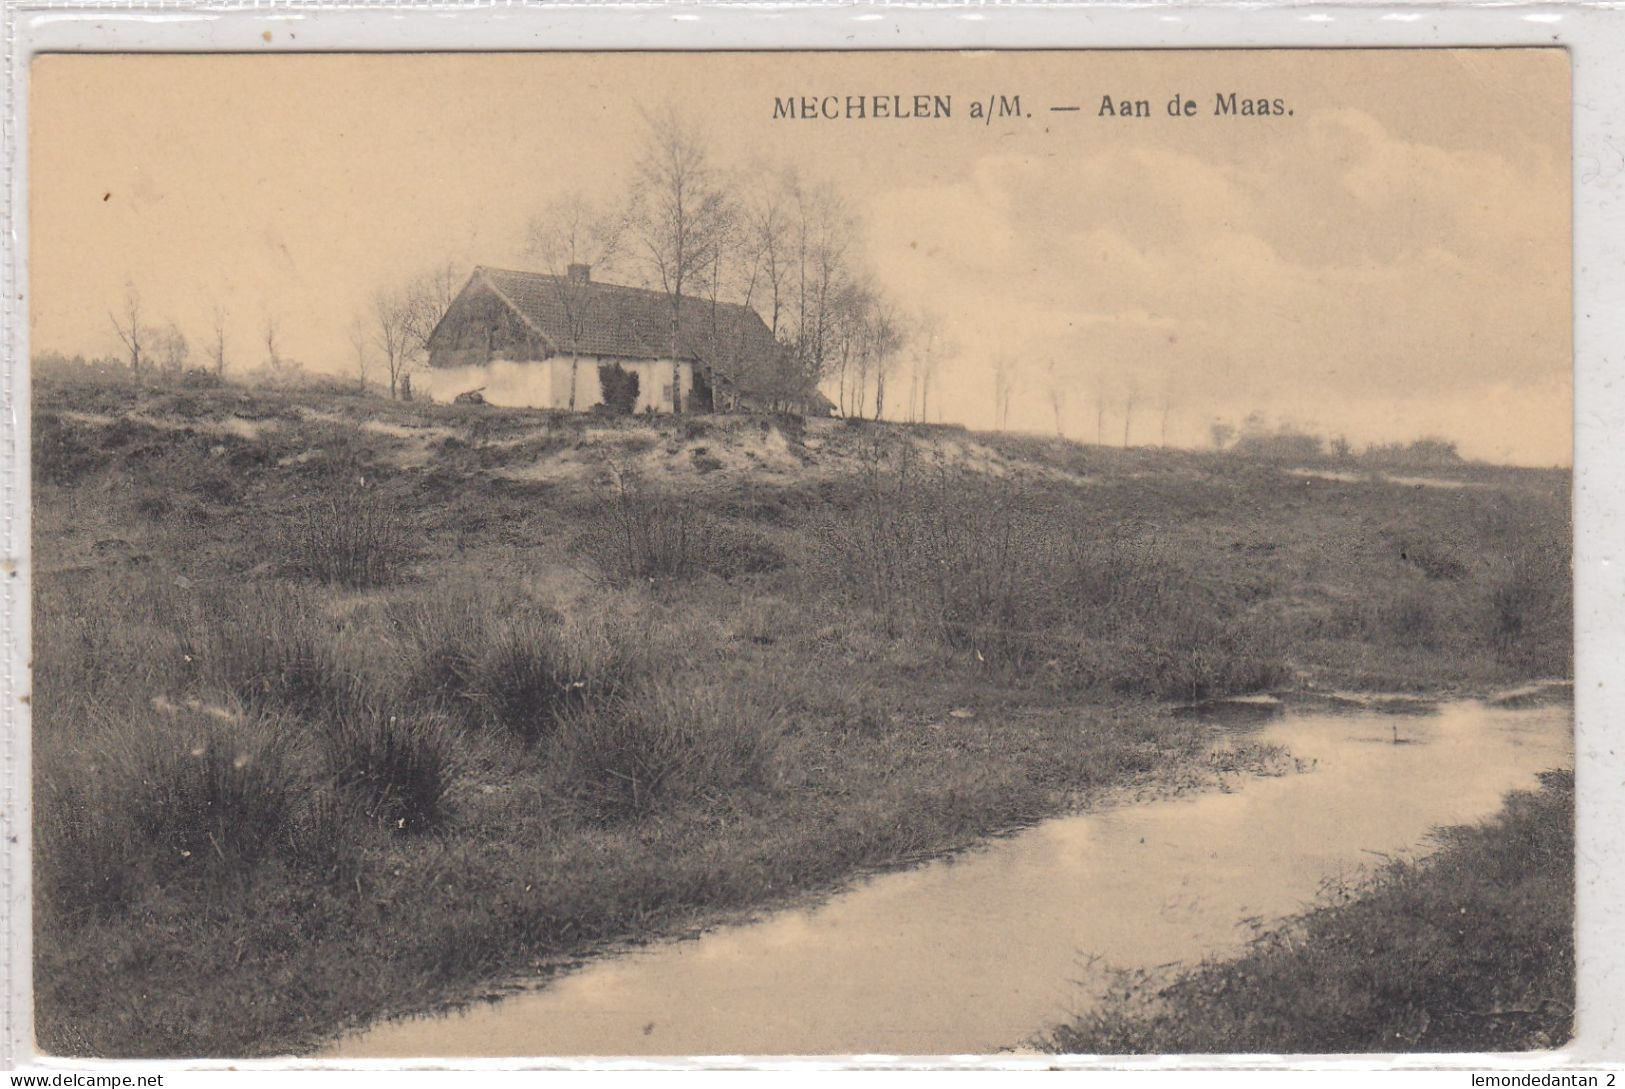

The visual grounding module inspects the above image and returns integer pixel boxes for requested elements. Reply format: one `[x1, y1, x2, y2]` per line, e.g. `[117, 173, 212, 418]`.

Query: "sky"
[29, 49, 1571, 464]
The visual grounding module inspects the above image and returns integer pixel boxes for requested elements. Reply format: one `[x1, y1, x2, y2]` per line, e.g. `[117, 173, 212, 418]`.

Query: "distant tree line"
[1207, 411, 1464, 466]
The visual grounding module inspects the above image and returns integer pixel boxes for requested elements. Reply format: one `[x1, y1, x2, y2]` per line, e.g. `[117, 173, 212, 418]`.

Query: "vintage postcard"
[24, 48, 1574, 1060]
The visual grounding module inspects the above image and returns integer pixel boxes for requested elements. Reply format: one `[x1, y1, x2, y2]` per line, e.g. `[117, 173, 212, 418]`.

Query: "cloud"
[865, 111, 1568, 462]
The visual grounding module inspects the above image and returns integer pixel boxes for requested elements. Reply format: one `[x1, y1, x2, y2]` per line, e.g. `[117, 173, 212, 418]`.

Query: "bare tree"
[867, 297, 905, 420]
[1159, 393, 1175, 447]
[209, 303, 228, 376]
[1210, 420, 1235, 450]
[993, 355, 1020, 431]
[156, 321, 189, 375]
[787, 176, 859, 397]
[400, 261, 464, 361]
[626, 108, 734, 414]
[830, 281, 867, 417]
[372, 289, 412, 400]
[918, 321, 953, 425]
[1043, 357, 1068, 437]
[1122, 382, 1139, 448]
[1094, 374, 1109, 445]
[744, 168, 794, 344]
[108, 282, 146, 377]
[525, 194, 623, 411]
[349, 315, 372, 394]
[262, 313, 282, 372]
[907, 312, 945, 424]
[695, 195, 766, 411]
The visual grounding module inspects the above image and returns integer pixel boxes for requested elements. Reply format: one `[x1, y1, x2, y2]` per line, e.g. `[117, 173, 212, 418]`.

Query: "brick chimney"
[567, 263, 591, 285]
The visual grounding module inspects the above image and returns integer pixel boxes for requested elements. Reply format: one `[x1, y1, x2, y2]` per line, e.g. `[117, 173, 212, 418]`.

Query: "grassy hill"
[30, 378, 1571, 1056]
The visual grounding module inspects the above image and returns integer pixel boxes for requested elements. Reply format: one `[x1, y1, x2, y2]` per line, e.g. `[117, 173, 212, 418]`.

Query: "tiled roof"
[471, 265, 776, 367]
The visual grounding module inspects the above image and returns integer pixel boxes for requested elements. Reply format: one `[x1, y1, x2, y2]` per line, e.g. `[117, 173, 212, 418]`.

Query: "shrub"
[1380, 585, 1441, 649]
[1398, 536, 1468, 581]
[1487, 543, 1571, 672]
[1080, 611, 1291, 702]
[815, 455, 1175, 669]
[1229, 431, 1324, 462]
[33, 414, 103, 486]
[321, 709, 461, 832]
[547, 683, 781, 822]
[281, 486, 406, 588]
[597, 362, 640, 415]
[585, 478, 784, 585]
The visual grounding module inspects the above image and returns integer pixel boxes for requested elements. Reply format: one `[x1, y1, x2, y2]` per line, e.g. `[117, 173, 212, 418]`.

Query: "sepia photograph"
[24, 47, 1574, 1060]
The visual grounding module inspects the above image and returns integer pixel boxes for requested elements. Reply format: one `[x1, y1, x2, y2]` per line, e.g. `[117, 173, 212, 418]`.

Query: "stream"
[328, 689, 1572, 1058]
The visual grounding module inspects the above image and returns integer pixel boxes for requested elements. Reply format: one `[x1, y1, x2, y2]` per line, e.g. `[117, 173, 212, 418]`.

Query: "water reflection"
[329, 695, 1572, 1058]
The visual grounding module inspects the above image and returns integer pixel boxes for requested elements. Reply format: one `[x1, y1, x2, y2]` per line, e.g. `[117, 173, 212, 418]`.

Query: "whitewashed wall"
[415, 357, 694, 412]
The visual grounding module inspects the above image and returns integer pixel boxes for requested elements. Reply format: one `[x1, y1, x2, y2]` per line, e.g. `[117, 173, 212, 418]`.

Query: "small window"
[662, 383, 675, 404]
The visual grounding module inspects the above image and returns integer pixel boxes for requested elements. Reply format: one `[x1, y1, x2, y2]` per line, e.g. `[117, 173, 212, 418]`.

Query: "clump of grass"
[32, 413, 104, 486]
[394, 594, 650, 742]
[1487, 540, 1571, 673]
[584, 476, 784, 585]
[546, 683, 782, 822]
[1061, 608, 1289, 702]
[322, 708, 461, 832]
[36, 699, 337, 919]
[1378, 584, 1442, 649]
[1397, 535, 1468, 581]
[467, 612, 645, 742]
[1041, 770, 1574, 1054]
[815, 451, 1191, 673]
[392, 590, 493, 709]
[200, 590, 360, 723]
[281, 486, 407, 588]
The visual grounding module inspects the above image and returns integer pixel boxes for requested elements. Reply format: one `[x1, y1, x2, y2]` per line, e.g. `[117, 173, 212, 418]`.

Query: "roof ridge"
[478, 264, 759, 315]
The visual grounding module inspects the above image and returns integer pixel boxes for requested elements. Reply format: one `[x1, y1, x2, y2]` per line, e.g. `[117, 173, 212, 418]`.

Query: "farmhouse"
[423, 265, 826, 415]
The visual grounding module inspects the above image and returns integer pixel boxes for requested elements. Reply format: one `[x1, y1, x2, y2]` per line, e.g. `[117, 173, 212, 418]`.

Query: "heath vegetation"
[31, 377, 1571, 1056]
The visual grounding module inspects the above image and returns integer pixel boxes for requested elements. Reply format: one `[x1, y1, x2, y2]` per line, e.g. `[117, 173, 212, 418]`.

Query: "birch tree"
[626, 108, 732, 414]
[525, 194, 623, 410]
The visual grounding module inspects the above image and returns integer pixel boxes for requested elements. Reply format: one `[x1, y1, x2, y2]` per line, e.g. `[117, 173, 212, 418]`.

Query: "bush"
[1076, 611, 1291, 702]
[584, 478, 784, 585]
[547, 683, 781, 822]
[1397, 536, 1467, 581]
[597, 362, 640, 415]
[1380, 585, 1441, 649]
[33, 414, 103, 486]
[1487, 544, 1571, 672]
[815, 455, 1175, 669]
[1230, 431, 1324, 462]
[281, 486, 406, 588]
